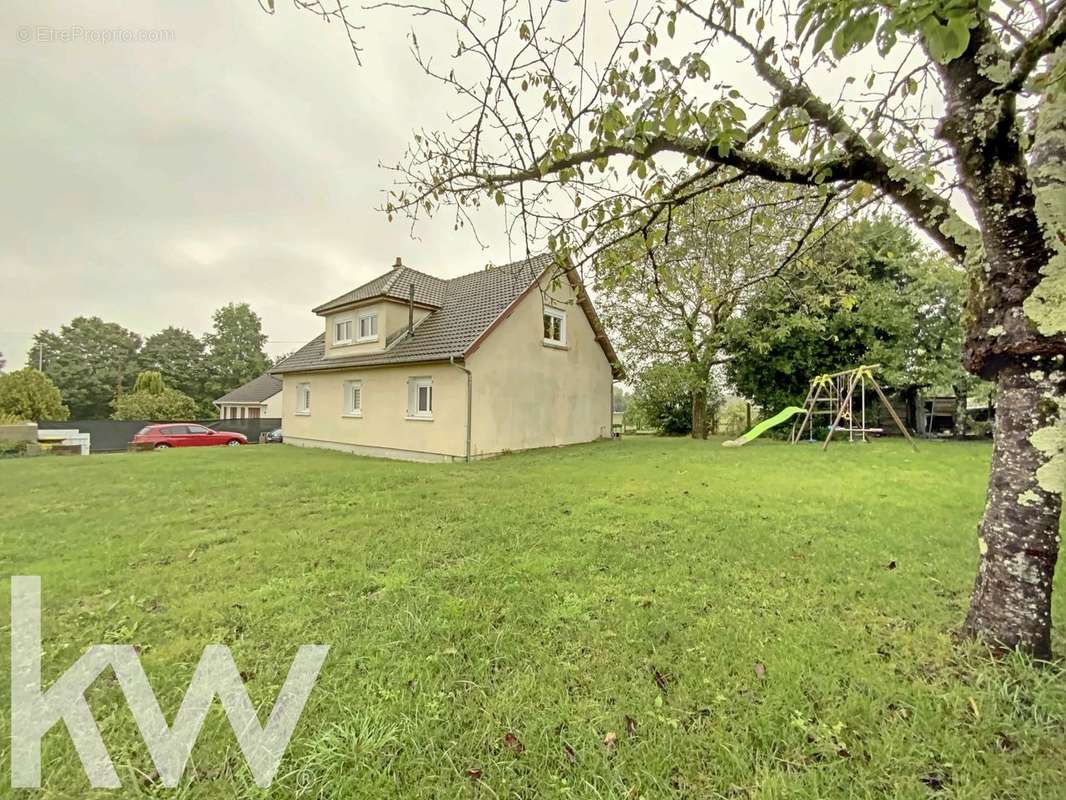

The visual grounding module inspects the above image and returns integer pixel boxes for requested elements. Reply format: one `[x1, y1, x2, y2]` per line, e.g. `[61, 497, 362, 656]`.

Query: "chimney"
[393, 257, 403, 270]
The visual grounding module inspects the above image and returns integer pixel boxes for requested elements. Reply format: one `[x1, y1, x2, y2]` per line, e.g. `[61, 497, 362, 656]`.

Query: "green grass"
[0, 437, 1064, 799]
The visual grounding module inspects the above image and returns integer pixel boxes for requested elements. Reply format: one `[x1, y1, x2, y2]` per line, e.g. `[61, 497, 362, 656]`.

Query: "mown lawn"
[0, 437, 1064, 799]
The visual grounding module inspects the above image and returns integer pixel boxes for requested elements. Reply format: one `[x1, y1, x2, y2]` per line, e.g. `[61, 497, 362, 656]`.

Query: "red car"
[132, 423, 247, 450]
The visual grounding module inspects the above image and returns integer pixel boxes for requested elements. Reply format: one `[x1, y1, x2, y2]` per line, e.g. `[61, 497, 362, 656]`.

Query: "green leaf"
[812, 19, 837, 54]
[831, 13, 877, 59]
[831, 27, 851, 60]
[715, 131, 732, 157]
[849, 182, 874, 203]
[922, 15, 972, 64]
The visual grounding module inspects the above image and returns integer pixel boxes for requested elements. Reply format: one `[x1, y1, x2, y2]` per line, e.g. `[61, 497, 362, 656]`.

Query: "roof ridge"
[381, 267, 403, 295]
[443, 252, 553, 284]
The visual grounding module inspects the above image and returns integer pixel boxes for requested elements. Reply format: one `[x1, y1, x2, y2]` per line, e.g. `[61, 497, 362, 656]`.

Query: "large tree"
[726, 216, 977, 429]
[29, 317, 141, 418]
[138, 327, 208, 407]
[596, 179, 832, 437]
[202, 303, 270, 400]
[319, 0, 1066, 657]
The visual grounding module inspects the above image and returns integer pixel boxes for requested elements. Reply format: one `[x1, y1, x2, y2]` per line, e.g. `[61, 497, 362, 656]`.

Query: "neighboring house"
[213, 373, 282, 420]
[272, 254, 624, 462]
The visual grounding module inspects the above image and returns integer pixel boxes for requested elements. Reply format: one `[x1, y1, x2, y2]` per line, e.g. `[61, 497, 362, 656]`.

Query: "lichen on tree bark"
[1025, 49, 1066, 339]
[963, 366, 1063, 659]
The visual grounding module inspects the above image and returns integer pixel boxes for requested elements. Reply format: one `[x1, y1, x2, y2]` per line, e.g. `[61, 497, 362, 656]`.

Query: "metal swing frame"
[789, 364, 917, 451]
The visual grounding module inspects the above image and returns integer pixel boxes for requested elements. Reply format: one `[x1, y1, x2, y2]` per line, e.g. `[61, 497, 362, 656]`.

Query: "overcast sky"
[1, 2, 515, 364]
[3, 3, 960, 370]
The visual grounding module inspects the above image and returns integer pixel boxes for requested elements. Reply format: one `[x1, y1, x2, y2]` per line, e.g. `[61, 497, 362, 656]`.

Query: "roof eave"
[563, 267, 626, 380]
[312, 295, 441, 316]
[462, 259, 554, 360]
[272, 354, 462, 376]
[461, 257, 626, 380]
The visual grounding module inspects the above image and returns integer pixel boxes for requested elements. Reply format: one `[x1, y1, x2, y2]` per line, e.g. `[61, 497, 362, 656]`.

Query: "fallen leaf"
[994, 731, 1015, 751]
[754, 662, 767, 680]
[653, 669, 668, 693]
[919, 773, 946, 791]
[563, 743, 576, 764]
[503, 732, 524, 754]
[603, 731, 618, 751]
[625, 715, 638, 737]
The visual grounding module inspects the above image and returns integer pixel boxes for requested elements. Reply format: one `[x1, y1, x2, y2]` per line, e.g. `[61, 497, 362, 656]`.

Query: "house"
[271, 254, 624, 461]
[213, 373, 283, 420]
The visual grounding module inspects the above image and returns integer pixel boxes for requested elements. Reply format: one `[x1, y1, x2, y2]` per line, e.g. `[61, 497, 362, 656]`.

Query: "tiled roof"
[312, 264, 448, 313]
[214, 372, 282, 404]
[273, 253, 624, 378]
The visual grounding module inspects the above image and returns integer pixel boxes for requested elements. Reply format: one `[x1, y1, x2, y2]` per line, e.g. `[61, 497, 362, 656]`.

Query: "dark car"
[264, 428, 284, 444]
[132, 423, 248, 450]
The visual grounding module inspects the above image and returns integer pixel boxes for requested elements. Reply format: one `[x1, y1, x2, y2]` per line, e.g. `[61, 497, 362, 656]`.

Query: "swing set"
[789, 365, 918, 451]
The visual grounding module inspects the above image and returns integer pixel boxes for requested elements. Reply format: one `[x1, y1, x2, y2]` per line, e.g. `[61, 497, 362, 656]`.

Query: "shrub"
[0, 368, 69, 421]
[112, 370, 199, 420]
[132, 370, 166, 395]
[630, 363, 719, 436]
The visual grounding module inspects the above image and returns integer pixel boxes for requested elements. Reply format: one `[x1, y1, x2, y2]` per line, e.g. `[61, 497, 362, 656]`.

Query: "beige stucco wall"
[465, 273, 613, 456]
[280, 362, 467, 458]
[324, 301, 432, 358]
[216, 393, 281, 420]
[263, 391, 282, 418]
[284, 272, 613, 460]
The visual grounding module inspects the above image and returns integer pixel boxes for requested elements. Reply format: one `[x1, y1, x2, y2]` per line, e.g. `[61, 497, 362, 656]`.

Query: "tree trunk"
[962, 365, 1064, 660]
[953, 385, 968, 439]
[690, 386, 707, 439]
[934, 36, 1066, 656]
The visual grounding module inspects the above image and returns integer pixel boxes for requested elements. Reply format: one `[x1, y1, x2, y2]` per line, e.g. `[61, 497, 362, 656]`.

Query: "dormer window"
[357, 312, 379, 342]
[334, 318, 354, 345]
[543, 307, 566, 346]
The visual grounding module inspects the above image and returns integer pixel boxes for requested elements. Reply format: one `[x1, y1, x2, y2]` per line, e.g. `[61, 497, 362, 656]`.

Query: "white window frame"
[543, 306, 567, 346]
[357, 312, 379, 343]
[407, 377, 433, 420]
[334, 317, 354, 345]
[295, 382, 311, 415]
[343, 380, 363, 417]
